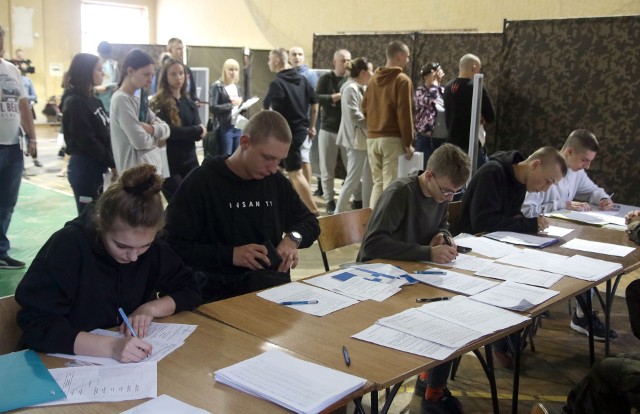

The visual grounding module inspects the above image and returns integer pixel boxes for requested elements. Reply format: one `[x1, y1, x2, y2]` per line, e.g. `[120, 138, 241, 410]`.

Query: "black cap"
[420, 62, 440, 76]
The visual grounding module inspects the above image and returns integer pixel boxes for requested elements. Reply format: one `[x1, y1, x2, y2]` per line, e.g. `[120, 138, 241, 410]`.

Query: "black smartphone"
[457, 246, 472, 253]
[258, 239, 283, 271]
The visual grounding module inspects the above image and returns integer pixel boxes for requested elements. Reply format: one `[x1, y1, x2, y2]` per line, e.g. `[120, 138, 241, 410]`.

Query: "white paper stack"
[469, 281, 559, 311]
[454, 234, 522, 258]
[214, 350, 366, 414]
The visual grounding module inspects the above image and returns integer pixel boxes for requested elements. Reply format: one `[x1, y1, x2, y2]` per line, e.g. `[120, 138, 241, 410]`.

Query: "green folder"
[0, 350, 66, 412]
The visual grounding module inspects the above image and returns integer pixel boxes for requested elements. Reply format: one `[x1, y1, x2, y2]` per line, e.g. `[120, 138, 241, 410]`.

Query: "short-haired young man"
[521, 130, 617, 341]
[165, 38, 198, 103]
[358, 144, 471, 414]
[165, 111, 320, 303]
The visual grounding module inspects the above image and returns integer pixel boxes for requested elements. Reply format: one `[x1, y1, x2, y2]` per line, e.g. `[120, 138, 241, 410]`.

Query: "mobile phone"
[457, 246, 472, 253]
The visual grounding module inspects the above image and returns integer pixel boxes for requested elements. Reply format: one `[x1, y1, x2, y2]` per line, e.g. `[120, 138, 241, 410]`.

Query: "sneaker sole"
[0, 265, 25, 269]
[570, 321, 609, 342]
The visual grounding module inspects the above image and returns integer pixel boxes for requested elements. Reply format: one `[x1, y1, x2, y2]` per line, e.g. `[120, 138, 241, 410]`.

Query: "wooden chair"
[448, 201, 463, 236]
[317, 208, 373, 271]
[0, 295, 22, 354]
[530, 402, 549, 414]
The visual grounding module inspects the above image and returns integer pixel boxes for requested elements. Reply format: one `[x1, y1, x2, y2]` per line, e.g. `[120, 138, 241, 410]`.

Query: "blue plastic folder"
[0, 349, 66, 412]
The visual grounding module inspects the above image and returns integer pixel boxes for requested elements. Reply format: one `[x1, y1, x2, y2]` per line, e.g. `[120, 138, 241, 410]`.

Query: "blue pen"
[279, 300, 319, 305]
[342, 345, 351, 366]
[118, 307, 137, 337]
[413, 270, 447, 275]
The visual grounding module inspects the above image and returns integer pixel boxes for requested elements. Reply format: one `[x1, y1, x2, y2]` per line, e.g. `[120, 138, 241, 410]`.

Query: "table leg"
[370, 390, 378, 414]
[603, 275, 622, 357]
[379, 383, 402, 414]
[575, 293, 595, 366]
[472, 344, 499, 414]
[509, 329, 526, 414]
[353, 396, 365, 414]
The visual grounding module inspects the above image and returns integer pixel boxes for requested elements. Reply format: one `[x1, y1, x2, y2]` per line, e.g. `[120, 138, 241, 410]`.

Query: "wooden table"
[16, 311, 374, 413]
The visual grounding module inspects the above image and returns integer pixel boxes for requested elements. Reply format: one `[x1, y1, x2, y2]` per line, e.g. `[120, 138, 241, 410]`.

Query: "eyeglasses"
[431, 172, 465, 197]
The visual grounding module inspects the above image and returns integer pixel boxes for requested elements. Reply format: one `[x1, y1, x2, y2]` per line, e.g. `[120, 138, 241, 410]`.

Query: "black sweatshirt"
[164, 155, 320, 281]
[264, 68, 318, 132]
[460, 150, 538, 234]
[15, 205, 201, 354]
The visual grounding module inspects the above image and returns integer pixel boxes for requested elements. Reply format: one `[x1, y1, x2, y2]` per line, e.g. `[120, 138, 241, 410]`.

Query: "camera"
[10, 59, 35, 74]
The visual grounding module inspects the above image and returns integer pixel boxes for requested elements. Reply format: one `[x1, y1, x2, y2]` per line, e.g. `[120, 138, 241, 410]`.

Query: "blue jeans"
[0, 144, 24, 257]
[221, 126, 241, 156]
[67, 153, 108, 214]
[415, 132, 447, 169]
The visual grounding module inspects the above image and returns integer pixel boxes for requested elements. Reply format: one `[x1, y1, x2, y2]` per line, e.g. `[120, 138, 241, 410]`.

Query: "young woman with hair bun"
[15, 164, 201, 362]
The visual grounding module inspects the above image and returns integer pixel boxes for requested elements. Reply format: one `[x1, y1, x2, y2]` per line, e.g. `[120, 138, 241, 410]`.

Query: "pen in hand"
[342, 345, 351, 366]
[416, 297, 450, 303]
[118, 307, 138, 337]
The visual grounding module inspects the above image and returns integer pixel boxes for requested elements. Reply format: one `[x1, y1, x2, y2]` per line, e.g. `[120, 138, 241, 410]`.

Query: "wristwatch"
[286, 231, 302, 247]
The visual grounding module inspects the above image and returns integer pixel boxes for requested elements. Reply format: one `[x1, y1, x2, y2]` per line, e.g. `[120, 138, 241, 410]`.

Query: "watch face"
[289, 231, 302, 244]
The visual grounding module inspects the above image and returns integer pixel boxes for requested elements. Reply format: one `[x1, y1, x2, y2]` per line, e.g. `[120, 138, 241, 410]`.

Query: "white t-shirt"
[0, 59, 27, 145]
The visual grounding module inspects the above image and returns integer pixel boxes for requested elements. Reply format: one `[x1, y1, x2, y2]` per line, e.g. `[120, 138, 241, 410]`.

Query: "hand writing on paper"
[567, 201, 591, 211]
[430, 245, 457, 264]
[598, 197, 614, 211]
[537, 216, 549, 231]
[113, 337, 152, 363]
[120, 312, 153, 338]
[233, 244, 270, 270]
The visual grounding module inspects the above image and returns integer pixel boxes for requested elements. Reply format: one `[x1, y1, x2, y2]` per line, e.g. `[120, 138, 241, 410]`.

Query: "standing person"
[95, 41, 119, 116]
[335, 57, 373, 214]
[15, 50, 40, 168]
[316, 49, 352, 214]
[444, 53, 495, 168]
[110, 49, 170, 176]
[0, 26, 37, 269]
[265, 48, 320, 216]
[362, 40, 414, 208]
[62, 53, 116, 214]
[15, 164, 201, 360]
[521, 129, 617, 341]
[166, 38, 199, 104]
[415, 62, 448, 168]
[150, 58, 205, 202]
[165, 111, 320, 303]
[209, 58, 243, 156]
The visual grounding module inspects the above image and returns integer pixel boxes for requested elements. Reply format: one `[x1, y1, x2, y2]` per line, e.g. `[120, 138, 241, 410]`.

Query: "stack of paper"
[257, 281, 359, 316]
[454, 234, 522, 258]
[541, 254, 623, 281]
[469, 281, 559, 311]
[215, 350, 366, 414]
[484, 231, 560, 248]
[411, 269, 499, 295]
[561, 238, 635, 257]
[474, 262, 563, 288]
[304, 268, 403, 302]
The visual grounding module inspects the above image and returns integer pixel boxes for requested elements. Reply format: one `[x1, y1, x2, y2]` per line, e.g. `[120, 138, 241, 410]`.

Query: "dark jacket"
[15, 205, 201, 354]
[209, 80, 243, 131]
[61, 87, 115, 168]
[264, 68, 318, 132]
[316, 71, 346, 133]
[165, 155, 320, 281]
[460, 150, 538, 234]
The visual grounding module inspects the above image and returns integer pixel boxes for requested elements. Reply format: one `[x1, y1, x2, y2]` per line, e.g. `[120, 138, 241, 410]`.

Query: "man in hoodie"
[362, 40, 415, 208]
[165, 111, 320, 303]
[265, 48, 320, 215]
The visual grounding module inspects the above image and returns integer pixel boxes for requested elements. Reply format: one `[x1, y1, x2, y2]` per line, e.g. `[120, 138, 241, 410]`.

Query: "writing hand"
[537, 216, 549, 231]
[599, 198, 614, 211]
[113, 337, 152, 363]
[430, 245, 457, 264]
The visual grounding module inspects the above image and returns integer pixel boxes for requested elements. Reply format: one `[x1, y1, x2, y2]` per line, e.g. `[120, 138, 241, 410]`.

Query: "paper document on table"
[547, 210, 608, 225]
[484, 231, 560, 248]
[469, 281, 559, 311]
[121, 394, 211, 414]
[418, 296, 530, 334]
[352, 263, 418, 284]
[495, 249, 568, 271]
[583, 212, 626, 226]
[411, 269, 498, 295]
[451, 254, 495, 272]
[474, 262, 563, 288]
[215, 350, 366, 414]
[304, 269, 402, 301]
[454, 234, 522, 258]
[37, 362, 157, 406]
[257, 281, 359, 316]
[561, 238, 635, 257]
[542, 225, 574, 237]
[49, 322, 196, 366]
[541, 255, 622, 281]
[352, 324, 457, 360]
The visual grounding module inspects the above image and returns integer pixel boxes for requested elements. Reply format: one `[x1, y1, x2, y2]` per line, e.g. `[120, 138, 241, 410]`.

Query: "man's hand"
[537, 216, 549, 231]
[567, 201, 591, 211]
[112, 337, 152, 363]
[27, 140, 37, 157]
[429, 233, 447, 247]
[233, 244, 270, 270]
[331, 92, 341, 104]
[598, 197, 614, 211]
[626, 210, 640, 225]
[308, 126, 316, 140]
[430, 245, 457, 264]
[276, 237, 299, 272]
[404, 145, 415, 160]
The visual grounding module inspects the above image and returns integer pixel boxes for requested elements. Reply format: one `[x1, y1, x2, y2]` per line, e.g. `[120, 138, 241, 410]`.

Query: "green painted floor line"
[0, 180, 76, 297]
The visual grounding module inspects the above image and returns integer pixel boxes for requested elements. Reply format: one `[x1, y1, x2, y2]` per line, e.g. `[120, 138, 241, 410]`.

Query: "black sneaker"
[570, 311, 618, 341]
[420, 387, 463, 414]
[313, 187, 323, 197]
[326, 200, 336, 215]
[351, 200, 363, 210]
[0, 256, 26, 269]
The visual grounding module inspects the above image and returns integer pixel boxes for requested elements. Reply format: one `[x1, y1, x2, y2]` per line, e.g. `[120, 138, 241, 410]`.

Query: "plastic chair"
[317, 208, 372, 271]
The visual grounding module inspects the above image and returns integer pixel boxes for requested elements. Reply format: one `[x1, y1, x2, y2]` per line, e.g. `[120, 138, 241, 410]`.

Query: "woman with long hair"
[209, 58, 243, 155]
[414, 62, 447, 168]
[150, 58, 205, 201]
[16, 164, 201, 362]
[62, 53, 115, 214]
[110, 49, 170, 177]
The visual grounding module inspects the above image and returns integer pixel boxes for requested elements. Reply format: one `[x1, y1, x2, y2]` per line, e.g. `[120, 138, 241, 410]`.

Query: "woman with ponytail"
[16, 164, 201, 362]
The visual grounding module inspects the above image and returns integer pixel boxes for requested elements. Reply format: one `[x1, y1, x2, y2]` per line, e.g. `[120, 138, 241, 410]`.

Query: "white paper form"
[484, 231, 560, 248]
[352, 324, 457, 361]
[352, 263, 418, 285]
[257, 281, 359, 316]
[375, 308, 486, 348]
[411, 270, 498, 295]
[454, 234, 522, 258]
[469, 281, 559, 311]
[451, 254, 495, 272]
[547, 210, 609, 225]
[541, 255, 622, 281]
[418, 296, 530, 335]
[215, 350, 366, 414]
[496, 249, 569, 271]
[561, 238, 635, 257]
[39, 362, 157, 405]
[474, 262, 563, 288]
[122, 394, 211, 414]
[542, 225, 574, 237]
[304, 270, 402, 302]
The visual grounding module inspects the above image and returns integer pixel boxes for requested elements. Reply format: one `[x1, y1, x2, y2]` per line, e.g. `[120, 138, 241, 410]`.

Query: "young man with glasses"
[357, 143, 470, 414]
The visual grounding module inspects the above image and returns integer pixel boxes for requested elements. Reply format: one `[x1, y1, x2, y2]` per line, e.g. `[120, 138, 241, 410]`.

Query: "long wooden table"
[16, 311, 374, 413]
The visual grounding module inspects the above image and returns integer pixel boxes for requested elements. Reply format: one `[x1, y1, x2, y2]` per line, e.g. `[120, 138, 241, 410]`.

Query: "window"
[81, 2, 149, 53]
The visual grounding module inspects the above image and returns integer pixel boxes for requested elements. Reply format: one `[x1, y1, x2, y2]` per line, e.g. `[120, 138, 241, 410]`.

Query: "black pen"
[443, 233, 452, 246]
[342, 345, 351, 366]
[416, 297, 450, 303]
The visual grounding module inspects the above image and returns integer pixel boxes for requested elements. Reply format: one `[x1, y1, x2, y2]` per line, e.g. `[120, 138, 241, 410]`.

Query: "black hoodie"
[460, 150, 538, 234]
[15, 205, 201, 354]
[165, 155, 320, 281]
[264, 68, 318, 132]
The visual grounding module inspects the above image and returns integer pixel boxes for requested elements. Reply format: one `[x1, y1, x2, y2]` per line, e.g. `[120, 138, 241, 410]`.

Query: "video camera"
[9, 59, 35, 74]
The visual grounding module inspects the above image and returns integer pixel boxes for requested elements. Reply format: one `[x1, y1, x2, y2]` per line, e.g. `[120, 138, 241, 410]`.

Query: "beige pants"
[367, 137, 405, 208]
